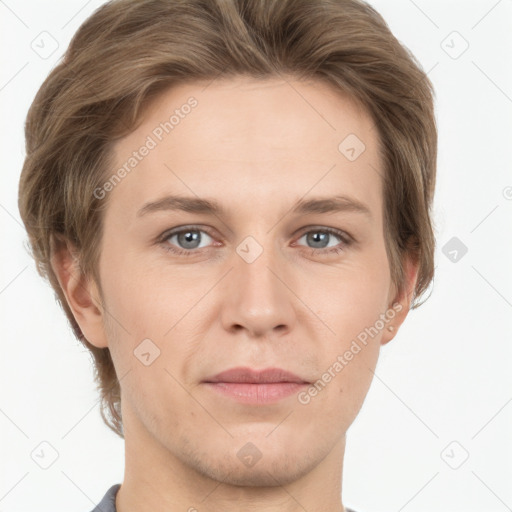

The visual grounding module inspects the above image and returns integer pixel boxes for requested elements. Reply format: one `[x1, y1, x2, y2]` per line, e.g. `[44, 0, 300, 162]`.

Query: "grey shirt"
[89, 483, 359, 511]
[90, 484, 120, 512]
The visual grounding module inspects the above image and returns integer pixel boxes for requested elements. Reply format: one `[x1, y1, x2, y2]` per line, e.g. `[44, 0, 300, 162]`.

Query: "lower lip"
[203, 382, 308, 404]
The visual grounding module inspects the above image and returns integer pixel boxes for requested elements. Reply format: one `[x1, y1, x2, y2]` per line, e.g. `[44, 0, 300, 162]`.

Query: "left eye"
[295, 229, 347, 250]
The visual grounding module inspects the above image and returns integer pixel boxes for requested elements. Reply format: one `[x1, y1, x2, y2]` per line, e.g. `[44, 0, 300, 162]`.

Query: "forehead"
[107, 76, 383, 220]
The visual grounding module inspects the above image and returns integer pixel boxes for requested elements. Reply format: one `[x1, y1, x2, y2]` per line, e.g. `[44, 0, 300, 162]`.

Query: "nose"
[220, 243, 296, 338]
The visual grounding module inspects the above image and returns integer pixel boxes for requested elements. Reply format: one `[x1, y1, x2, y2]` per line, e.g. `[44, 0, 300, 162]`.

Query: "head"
[19, 0, 436, 486]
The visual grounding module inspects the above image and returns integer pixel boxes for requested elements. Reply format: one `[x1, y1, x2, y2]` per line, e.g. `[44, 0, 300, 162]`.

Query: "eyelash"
[158, 225, 353, 257]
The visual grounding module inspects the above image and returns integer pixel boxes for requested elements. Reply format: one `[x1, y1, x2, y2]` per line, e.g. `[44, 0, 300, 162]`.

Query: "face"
[74, 76, 414, 487]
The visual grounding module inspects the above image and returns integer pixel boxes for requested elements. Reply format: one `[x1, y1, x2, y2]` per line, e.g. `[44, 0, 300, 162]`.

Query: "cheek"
[99, 250, 191, 332]
[99, 256, 207, 387]
[300, 248, 390, 402]
[311, 259, 392, 337]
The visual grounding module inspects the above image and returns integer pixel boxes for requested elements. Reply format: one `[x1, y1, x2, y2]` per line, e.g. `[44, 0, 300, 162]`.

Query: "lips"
[203, 367, 309, 384]
[202, 367, 309, 405]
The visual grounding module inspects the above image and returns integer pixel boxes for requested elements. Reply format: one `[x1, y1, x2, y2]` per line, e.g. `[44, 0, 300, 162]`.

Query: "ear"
[380, 253, 419, 346]
[50, 238, 109, 348]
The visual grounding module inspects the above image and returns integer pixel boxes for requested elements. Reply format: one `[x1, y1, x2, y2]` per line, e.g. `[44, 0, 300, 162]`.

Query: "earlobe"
[50, 238, 109, 348]
[381, 323, 397, 345]
[381, 254, 420, 346]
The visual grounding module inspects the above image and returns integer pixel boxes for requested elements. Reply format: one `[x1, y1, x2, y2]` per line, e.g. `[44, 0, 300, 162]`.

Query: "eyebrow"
[137, 194, 372, 219]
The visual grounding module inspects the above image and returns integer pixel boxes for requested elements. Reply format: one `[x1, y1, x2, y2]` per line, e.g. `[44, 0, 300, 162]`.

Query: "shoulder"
[88, 484, 121, 512]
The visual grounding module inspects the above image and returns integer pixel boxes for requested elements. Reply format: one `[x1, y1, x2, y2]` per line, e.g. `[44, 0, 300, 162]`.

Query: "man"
[18, 1, 437, 510]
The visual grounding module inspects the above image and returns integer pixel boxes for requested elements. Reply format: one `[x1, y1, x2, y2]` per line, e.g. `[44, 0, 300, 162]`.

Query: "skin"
[53, 76, 418, 512]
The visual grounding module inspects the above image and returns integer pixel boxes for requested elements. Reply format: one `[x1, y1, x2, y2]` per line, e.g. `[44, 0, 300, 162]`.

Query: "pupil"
[179, 230, 200, 248]
[308, 232, 328, 248]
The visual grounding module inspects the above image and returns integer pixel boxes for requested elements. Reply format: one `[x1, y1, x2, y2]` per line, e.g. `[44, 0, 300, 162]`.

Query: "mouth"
[202, 367, 310, 405]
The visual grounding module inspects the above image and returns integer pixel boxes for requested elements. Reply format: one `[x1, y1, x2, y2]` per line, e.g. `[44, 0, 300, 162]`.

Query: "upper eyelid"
[160, 225, 214, 239]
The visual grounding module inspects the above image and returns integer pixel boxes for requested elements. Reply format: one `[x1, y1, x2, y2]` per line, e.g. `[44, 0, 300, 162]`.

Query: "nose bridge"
[222, 235, 295, 336]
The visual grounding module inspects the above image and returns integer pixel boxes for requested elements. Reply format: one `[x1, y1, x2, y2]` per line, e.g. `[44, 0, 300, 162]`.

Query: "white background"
[1, 1, 511, 511]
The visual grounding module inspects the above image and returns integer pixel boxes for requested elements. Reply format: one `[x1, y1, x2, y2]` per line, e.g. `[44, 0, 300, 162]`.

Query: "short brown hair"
[18, 0, 437, 438]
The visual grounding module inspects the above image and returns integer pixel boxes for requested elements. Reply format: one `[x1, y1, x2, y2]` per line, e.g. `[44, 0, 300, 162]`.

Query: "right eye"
[160, 226, 218, 256]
